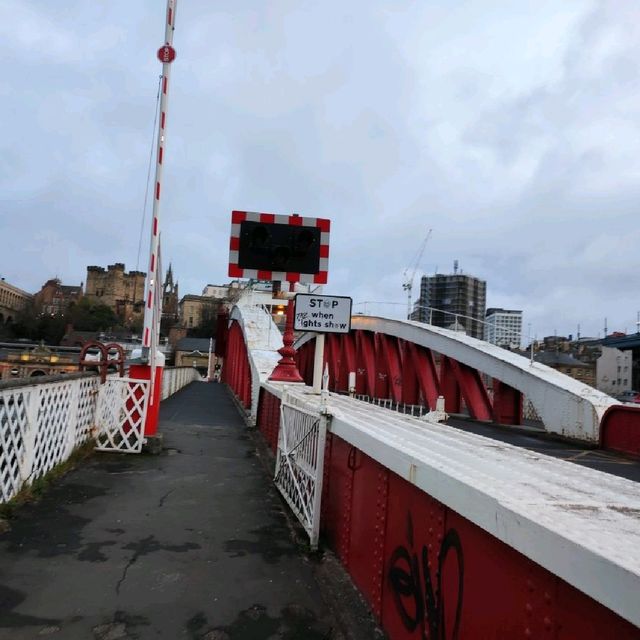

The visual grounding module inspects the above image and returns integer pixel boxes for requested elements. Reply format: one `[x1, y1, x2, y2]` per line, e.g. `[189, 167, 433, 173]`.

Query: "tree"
[8, 301, 66, 344]
[68, 299, 117, 332]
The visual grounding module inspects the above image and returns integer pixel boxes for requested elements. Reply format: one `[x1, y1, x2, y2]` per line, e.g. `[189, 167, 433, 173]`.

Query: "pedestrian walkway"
[0, 383, 356, 639]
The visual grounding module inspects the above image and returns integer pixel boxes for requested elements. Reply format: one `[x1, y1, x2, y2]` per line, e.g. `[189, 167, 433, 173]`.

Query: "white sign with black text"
[293, 294, 352, 334]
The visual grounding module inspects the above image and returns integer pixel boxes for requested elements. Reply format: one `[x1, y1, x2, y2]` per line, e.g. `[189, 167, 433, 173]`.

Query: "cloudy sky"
[1, 0, 639, 340]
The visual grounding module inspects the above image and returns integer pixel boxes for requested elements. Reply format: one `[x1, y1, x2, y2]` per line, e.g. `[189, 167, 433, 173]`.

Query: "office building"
[485, 308, 523, 349]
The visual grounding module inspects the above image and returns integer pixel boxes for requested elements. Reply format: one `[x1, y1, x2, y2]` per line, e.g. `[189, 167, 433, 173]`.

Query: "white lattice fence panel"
[0, 388, 32, 502]
[274, 401, 328, 550]
[95, 378, 149, 453]
[32, 382, 74, 478]
[1, 375, 102, 504]
[75, 377, 100, 444]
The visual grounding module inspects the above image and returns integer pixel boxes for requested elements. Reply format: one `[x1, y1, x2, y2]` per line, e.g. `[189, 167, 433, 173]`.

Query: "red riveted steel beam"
[342, 331, 357, 386]
[447, 358, 493, 421]
[374, 333, 390, 399]
[347, 451, 389, 622]
[493, 379, 523, 425]
[408, 342, 441, 410]
[322, 333, 340, 391]
[441, 355, 462, 414]
[379, 334, 403, 403]
[399, 339, 419, 405]
[295, 339, 314, 386]
[328, 333, 346, 392]
[356, 330, 376, 396]
[323, 435, 355, 567]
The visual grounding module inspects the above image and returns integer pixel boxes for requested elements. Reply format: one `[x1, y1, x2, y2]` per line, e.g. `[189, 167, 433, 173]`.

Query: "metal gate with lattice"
[95, 377, 149, 453]
[274, 401, 328, 549]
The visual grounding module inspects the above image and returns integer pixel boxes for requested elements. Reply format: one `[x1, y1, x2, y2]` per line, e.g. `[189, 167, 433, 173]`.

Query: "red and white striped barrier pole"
[142, 0, 177, 361]
[133, 0, 176, 452]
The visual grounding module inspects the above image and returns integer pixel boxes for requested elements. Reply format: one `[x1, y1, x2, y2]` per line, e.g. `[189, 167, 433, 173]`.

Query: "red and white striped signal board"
[228, 210, 330, 284]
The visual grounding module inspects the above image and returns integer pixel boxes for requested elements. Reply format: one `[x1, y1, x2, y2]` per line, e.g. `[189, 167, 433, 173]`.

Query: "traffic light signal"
[237, 220, 321, 274]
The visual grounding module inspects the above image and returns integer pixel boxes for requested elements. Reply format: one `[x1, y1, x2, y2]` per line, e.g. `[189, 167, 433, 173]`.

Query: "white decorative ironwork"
[94, 378, 149, 453]
[274, 398, 328, 550]
[0, 366, 200, 504]
[523, 397, 542, 422]
[0, 376, 100, 503]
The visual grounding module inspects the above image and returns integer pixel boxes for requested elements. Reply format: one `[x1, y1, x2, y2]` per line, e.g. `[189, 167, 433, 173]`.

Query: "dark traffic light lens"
[238, 221, 321, 273]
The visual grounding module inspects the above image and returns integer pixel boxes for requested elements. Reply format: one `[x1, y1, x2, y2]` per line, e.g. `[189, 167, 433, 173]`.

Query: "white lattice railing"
[1, 366, 200, 503]
[0, 373, 100, 503]
[274, 395, 328, 550]
[161, 366, 201, 400]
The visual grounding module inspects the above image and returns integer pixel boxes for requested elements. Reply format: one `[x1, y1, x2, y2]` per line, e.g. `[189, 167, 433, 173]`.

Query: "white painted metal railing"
[1, 366, 200, 504]
[274, 392, 329, 550]
[0, 374, 100, 503]
[161, 366, 201, 400]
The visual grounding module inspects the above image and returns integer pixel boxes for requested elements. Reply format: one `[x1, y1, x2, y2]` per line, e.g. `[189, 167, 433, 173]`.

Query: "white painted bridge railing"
[161, 366, 201, 400]
[274, 392, 329, 550]
[1, 367, 199, 504]
[0, 373, 100, 503]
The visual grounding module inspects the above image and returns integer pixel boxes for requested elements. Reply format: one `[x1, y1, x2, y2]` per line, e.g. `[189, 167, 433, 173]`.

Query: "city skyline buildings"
[1, 3, 639, 343]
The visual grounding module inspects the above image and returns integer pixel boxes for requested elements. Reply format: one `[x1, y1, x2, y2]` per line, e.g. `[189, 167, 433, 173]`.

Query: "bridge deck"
[0, 383, 365, 640]
[446, 416, 640, 482]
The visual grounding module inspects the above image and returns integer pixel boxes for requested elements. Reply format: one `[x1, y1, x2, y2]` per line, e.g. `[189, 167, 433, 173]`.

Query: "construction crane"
[402, 229, 432, 319]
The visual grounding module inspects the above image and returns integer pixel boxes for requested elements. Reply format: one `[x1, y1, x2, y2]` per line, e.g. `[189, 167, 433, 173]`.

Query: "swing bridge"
[2, 302, 638, 639]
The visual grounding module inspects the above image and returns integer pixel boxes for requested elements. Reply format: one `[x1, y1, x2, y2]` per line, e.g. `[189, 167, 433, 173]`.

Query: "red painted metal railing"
[222, 320, 252, 411]
[256, 387, 281, 452]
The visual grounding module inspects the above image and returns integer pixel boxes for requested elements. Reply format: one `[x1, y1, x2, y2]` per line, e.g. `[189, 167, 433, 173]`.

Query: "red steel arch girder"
[378, 333, 403, 403]
[355, 330, 376, 396]
[326, 333, 344, 392]
[407, 342, 441, 410]
[225, 320, 252, 409]
[440, 356, 462, 414]
[446, 357, 493, 421]
[296, 326, 524, 425]
[341, 332, 357, 386]
[493, 379, 523, 425]
[295, 340, 315, 386]
[374, 333, 390, 399]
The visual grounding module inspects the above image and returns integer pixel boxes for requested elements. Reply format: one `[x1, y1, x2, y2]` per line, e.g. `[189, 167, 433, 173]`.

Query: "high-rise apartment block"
[412, 267, 486, 339]
[484, 308, 523, 348]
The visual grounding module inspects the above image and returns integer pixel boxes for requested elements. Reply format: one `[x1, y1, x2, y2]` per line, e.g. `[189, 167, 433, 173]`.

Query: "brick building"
[34, 278, 83, 316]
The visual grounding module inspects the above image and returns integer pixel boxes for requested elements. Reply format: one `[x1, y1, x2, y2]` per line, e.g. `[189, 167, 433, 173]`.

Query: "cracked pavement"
[0, 382, 369, 639]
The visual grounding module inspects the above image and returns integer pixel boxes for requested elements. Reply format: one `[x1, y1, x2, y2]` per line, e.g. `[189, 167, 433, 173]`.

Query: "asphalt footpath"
[0, 382, 380, 640]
